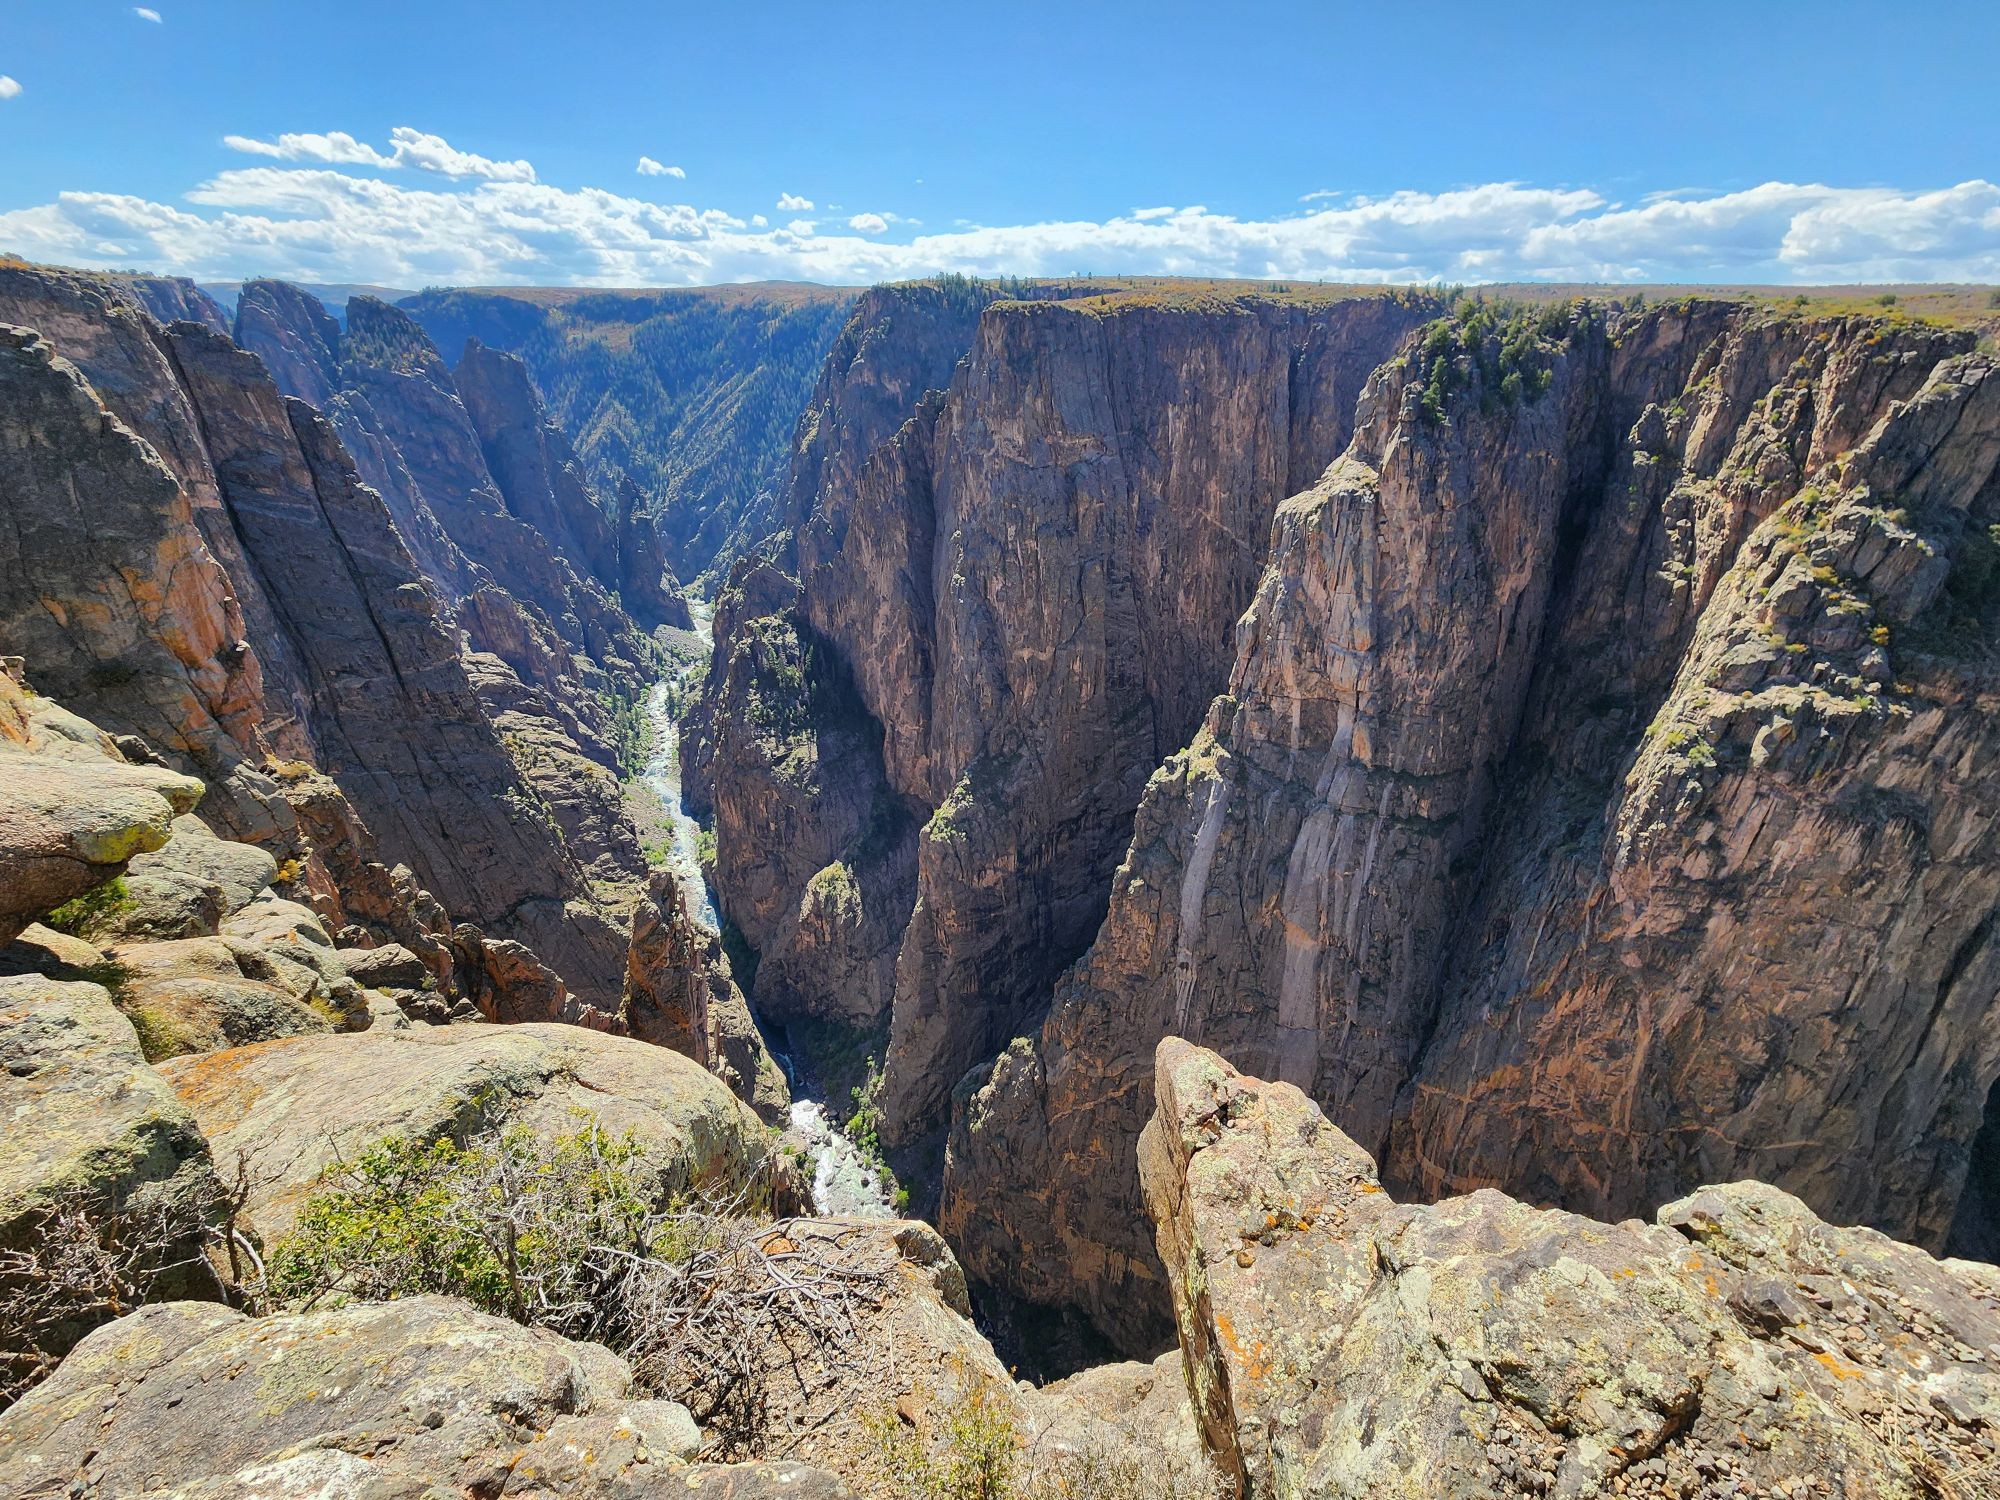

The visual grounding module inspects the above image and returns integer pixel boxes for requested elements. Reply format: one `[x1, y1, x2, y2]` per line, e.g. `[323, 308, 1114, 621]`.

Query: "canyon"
[1, 262, 1997, 1497]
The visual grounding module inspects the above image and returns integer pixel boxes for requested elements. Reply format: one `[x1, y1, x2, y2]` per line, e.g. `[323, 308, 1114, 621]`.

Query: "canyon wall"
[400, 283, 856, 580]
[0, 265, 667, 1022]
[948, 299, 2000, 1351]
[696, 284, 1436, 1161]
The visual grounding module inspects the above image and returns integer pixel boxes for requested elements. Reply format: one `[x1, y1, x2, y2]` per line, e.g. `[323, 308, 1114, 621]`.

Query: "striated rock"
[627, 867, 790, 1122]
[1398, 339, 2000, 1255]
[1140, 1038, 2000, 1500]
[0, 1296, 848, 1497]
[616, 472, 693, 629]
[0, 317, 277, 838]
[700, 286, 1431, 1141]
[457, 336, 622, 595]
[161, 317, 639, 1004]
[113, 273, 232, 334]
[0, 266, 637, 1016]
[159, 1021, 775, 1241]
[693, 560, 916, 1032]
[954, 302, 2000, 1351]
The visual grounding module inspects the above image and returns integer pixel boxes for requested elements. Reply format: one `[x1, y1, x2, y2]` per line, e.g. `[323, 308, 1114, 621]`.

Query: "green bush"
[268, 1120, 661, 1323]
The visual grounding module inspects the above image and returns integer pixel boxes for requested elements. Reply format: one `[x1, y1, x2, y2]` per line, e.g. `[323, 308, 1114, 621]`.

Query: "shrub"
[267, 1122, 658, 1323]
[268, 1119, 897, 1456]
[845, 1057, 887, 1161]
[0, 1160, 256, 1409]
[861, 1389, 1017, 1500]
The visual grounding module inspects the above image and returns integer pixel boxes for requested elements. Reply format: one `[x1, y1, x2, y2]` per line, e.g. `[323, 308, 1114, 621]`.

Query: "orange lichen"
[1215, 1312, 1275, 1384]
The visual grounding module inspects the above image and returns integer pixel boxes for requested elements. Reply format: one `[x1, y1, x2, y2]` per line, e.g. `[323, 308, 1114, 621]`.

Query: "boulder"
[159, 1021, 775, 1241]
[0, 677, 205, 947]
[102, 937, 336, 1060]
[1139, 1038, 2000, 1499]
[0, 975, 216, 1244]
[338, 939, 430, 989]
[0, 1295, 852, 1496]
[107, 812, 276, 941]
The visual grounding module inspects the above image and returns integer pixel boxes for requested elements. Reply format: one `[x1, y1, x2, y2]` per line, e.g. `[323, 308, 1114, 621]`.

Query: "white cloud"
[383, 127, 535, 181]
[222, 126, 535, 182]
[637, 156, 685, 179]
[133, 6, 162, 20]
[776, 192, 813, 211]
[0, 76, 20, 100]
[223, 131, 396, 167]
[3, 165, 1996, 289]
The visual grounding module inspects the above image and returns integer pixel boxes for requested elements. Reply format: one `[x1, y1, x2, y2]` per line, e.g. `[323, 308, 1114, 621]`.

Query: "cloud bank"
[2, 128, 1996, 287]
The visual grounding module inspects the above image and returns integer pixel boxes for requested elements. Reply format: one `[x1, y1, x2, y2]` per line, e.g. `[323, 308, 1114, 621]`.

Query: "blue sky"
[2, 0, 1996, 287]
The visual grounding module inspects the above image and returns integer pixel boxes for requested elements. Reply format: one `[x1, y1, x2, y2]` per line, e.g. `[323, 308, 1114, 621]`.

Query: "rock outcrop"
[0, 973, 225, 1390]
[0, 974, 218, 1247]
[0, 670, 205, 946]
[0, 1296, 852, 1498]
[950, 302, 2000, 1351]
[1140, 1038, 2000, 1500]
[159, 1020, 776, 1241]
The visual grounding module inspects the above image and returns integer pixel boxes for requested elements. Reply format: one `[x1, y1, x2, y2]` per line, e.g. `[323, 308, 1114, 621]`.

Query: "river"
[638, 608, 897, 1219]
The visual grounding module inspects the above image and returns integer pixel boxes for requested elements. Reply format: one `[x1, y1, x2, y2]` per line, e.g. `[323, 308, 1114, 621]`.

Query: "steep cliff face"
[235, 286, 656, 674]
[690, 558, 918, 1033]
[949, 300, 2000, 1351]
[454, 337, 621, 594]
[114, 274, 232, 335]
[626, 867, 790, 1123]
[231, 281, 667, 938]
[699, 287, 1435, 1159]
[0, 309, 287, 840]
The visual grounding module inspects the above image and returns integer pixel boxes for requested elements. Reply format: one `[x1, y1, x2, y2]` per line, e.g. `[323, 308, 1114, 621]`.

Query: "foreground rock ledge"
[0, 1295, 850, 1497]
[1138, 1037, 2000, 1500]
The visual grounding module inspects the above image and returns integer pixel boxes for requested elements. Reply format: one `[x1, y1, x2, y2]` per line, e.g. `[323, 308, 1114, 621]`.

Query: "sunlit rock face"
[697, 284, 1433, 1163]
[950, 301, 2000, 1352]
